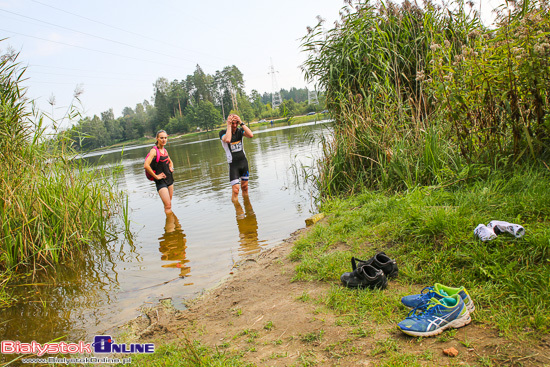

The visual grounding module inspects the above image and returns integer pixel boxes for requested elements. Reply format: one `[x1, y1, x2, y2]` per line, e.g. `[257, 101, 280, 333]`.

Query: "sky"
[1, 0, 503, 121]
[0, 0, 347, 120]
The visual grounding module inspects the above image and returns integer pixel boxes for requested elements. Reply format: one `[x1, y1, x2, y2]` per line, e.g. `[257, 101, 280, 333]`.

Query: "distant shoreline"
[88, 113, 328, 154]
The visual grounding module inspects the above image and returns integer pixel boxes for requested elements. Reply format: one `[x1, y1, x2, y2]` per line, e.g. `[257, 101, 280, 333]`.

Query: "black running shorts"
[229, 159, 249, 186]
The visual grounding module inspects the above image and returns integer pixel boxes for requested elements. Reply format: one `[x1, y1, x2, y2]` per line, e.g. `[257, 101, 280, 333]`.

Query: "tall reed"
[0, 41, 127, 274]
[302, 0, 550, 197]
[429, 0, 550, 163]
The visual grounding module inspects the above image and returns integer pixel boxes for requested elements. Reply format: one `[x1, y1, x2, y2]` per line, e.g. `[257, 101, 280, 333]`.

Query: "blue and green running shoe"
[398, 294, 472, 337]
[401, 283, 475, 313]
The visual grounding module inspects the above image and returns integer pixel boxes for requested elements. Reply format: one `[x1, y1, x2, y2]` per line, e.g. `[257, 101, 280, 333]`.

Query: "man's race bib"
[230, 141, 243, 153]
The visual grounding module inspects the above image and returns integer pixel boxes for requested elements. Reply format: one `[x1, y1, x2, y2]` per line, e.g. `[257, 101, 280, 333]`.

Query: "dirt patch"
[121, 228, 549, 366]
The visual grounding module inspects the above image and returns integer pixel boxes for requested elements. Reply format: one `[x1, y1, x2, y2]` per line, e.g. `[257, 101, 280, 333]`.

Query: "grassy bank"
[124, 165, 549, 366]
[292, 166, 550, 338]
[1, 151, 124, 270]
[251, 113, 328, 128]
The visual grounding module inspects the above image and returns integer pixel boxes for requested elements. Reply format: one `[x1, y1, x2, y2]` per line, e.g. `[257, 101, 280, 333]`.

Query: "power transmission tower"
[268, 59, 282, 109]
[308, 89, 319, 105]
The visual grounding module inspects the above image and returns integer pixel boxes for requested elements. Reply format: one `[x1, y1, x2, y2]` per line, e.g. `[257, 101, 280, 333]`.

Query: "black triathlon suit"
[219, 128, 249, 186]
[151, 147, 173, 191]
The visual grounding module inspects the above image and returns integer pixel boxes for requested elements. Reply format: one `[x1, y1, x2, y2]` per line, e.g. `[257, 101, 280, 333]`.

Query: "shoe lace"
[414, 286, 435, 303]
[406, 303, 427, 318]
[406, 300, 440, 319]
[420, 286, 435, 295]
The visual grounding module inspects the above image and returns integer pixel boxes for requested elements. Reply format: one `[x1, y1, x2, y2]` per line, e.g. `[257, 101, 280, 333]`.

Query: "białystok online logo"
[92, 336, 154, 353]
[1, 336, 154, 356]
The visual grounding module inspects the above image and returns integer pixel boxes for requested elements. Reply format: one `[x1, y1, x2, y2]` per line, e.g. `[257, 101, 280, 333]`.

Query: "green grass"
[291, 166, 550, 338]
[300, 330, 324, 343]
[1, 154, 125, 270]
[263, 321, 274, 331]
[116, 340, 253, 367]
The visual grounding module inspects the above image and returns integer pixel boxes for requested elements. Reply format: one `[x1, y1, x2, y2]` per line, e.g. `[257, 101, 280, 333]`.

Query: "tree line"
[64, 64, 323, 151]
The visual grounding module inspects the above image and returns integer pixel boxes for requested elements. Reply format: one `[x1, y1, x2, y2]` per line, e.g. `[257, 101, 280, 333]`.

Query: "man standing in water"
[220, 114, 254, 201]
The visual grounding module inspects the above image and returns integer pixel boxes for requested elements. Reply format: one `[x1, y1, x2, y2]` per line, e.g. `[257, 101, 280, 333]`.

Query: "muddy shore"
[117, 226, 549, 366]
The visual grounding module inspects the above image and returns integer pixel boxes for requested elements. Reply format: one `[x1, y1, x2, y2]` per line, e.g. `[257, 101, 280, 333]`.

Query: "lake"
[0, 120, 331, 346]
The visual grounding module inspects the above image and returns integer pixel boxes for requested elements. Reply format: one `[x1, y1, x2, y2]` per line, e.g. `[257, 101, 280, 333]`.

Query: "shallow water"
[0, 120, 330, 345]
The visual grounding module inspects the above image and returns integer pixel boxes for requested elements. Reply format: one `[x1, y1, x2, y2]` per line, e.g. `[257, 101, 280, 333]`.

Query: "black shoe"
[340, 264, 387, 289]
[352, 252, 398, 278]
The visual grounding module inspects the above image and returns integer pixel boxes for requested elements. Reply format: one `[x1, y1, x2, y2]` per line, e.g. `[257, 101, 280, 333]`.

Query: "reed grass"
[1, 152, 122, 270]
[0, 41, 127, 277]
[428, 0, 550, 163]
[301, 0, 550, 197]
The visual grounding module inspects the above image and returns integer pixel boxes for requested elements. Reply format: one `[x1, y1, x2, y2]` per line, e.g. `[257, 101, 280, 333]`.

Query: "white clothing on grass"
[474, 224, 497, 241]
[487, 220, 525, 238]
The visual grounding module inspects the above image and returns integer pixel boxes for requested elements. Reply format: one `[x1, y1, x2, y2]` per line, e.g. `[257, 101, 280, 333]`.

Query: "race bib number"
[230, 141, 243, 152]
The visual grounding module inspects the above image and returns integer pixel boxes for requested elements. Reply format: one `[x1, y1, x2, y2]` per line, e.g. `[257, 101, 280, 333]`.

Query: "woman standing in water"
[144, 130, 174, 214]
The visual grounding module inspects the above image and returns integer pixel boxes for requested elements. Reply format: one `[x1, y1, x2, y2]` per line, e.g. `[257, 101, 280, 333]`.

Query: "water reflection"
[158, 212, 190, 278]
[0, 244, 119, 349]
[233, 196, 260, 255]
[2, 120, 330, 347]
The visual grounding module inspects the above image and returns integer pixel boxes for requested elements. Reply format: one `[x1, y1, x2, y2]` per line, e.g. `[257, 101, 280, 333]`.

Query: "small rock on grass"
[443, 347, 459, 357]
